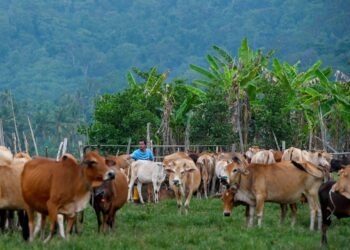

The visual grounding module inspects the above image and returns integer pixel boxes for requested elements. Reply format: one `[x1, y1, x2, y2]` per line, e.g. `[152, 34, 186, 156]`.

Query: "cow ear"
[165, 167, 175, 174]
[186, 168, 196, 173]
[105, 159, 116, 167]
[232, 156, 241, 163]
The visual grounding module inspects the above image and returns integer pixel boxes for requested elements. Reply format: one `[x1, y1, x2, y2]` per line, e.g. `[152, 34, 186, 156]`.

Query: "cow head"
[220, 156, 249, 187]
[81, 151, 115, 188]
[222, 188, 236, 217]
[165, 160, 197, 187]
[332, 166, 350, 199]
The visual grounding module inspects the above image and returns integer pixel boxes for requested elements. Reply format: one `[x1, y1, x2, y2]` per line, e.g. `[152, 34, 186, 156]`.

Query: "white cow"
[251, 150, 276, 164]
[128, 160, 166, 203]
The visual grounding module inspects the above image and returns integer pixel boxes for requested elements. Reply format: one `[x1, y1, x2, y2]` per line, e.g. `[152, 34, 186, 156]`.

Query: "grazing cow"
[127, 160, 166, 203]
[251, 150, 276, 164]
[0, 148, 32, 238]
[92, 160, 128, 232]
[330, 155, 350, 172]
[196, 152, 215, 198]
[21, 151, 115, 242]
[221, 157, 323, 230]
[319, 166, 350, 245]
[165, 158, 201, 214]
[222, 185, 298, 226]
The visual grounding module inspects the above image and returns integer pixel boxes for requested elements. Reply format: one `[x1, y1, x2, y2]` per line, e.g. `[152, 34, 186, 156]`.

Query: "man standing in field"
[129, 139, 154, 202]
[130, 139, 154, 161]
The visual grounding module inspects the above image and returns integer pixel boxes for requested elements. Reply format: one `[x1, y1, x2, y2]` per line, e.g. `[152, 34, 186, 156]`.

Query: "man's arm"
[148, 149, 154, 161]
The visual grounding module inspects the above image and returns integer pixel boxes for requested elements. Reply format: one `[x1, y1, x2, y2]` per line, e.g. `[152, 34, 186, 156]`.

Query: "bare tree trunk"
[0, 119, 4, 146]
[234, 85, 244, 153]
[9, 92, 22, 152]
[23, 132, 29, 153]
[318, 108, 327, 151]
[308, 128, 313, 150]
[12, 133, 17, 154]
[28, 116, 39, 156]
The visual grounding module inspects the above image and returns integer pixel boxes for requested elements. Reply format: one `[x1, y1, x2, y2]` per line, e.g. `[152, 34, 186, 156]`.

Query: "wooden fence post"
[282, 141, 286, 151]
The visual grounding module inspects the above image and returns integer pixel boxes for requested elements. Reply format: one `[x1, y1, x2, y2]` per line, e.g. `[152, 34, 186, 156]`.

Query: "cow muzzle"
[223, 211, 231, 217]
[220, 176, 229, 185]
[173, 179, 180, 186]
[103, 170, 115, 181]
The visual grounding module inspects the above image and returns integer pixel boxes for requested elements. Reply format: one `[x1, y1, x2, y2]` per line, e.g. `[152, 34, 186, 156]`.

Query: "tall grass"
[0, 198, 349, 249]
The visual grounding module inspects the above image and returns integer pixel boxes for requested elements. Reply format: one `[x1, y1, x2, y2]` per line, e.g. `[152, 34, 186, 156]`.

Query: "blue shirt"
[131, 149, 154, 161]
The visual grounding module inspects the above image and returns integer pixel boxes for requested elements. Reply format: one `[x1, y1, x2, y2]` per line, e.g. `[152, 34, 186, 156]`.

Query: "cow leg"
[305, 194, 317, 231]
[57, 214, 66, 239]
[7, 210, 15, 230]
[173, 187, 182, 211]
[244, 205, 250, 226]
[0, 209, 6, 231]
[44, 202, 58, 243]
[321, 206, 331, 245]
[26, 207, 35, 242]
[127, 177, 136, 202]
[290, 203, 298, 227]
[94, 206, 102, 232]
[204, 179, 208, 199]
[210, 175, 217, 195]
[248, 206, 255, 227]
[280, 204, 287, 224]
[65, 215, 75, 240]
[137, 182, 144, 204]
[153, 181, 159, 203]
[256, 196, 265, 227]
[39, 214, 46, 240]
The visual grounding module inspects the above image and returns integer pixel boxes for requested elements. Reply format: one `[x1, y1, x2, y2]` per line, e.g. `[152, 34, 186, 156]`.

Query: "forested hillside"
[0, 0, 349, 155]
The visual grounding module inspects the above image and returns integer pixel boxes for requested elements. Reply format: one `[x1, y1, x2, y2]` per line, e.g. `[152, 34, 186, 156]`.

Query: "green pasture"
[0, 197, 349, 250]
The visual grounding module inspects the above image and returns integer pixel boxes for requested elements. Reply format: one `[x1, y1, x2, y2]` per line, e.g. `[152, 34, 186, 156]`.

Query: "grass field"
[0, 197, 349, 250]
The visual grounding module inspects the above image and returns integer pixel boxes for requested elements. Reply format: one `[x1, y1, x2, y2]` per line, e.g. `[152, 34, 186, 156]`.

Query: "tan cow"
[283, 147, 331, 180]
[244, 146, 261, 163]
[21, 151, 115, 242]
[163, 152, 192, 167]
[165, 158, 201, 214]
[196, 152, 215, 198]
[251, 150, 276, 164]
[221, 157, 323, 230]
[0, 148, 32, 236]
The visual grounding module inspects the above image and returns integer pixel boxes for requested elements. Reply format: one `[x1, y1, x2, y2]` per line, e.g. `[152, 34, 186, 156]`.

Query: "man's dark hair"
[139, 139, 147, 144]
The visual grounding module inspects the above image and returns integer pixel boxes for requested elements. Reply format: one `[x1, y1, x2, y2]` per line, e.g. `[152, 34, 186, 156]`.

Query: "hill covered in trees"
[0, 0, 349, 155]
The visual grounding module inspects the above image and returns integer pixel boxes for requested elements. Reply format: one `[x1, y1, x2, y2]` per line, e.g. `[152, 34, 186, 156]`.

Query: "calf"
[221, 157, 323, 230]
[21, 151, 115, 242]
[319, 166, 350, 245]
[165, 158, 201, 214]
[92, 164, 128, 232]
[128, 160, 166, 203]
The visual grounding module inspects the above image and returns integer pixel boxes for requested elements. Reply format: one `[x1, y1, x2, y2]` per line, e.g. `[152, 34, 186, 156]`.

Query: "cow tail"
[20, 210, 29, 241]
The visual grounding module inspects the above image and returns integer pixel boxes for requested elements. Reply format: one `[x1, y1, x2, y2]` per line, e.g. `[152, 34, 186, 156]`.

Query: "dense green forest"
[0, 0, 349, 155]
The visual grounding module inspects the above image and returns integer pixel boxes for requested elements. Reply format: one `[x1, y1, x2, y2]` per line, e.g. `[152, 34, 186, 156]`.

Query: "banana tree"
[190, 39, 272, 152]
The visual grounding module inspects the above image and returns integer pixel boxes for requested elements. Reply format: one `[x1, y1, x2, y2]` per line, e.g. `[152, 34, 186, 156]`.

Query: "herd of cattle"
[0, 145, 350, 246]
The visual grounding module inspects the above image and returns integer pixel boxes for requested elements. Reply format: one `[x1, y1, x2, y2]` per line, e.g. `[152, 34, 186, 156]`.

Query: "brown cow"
[21, 151, 115, 242]
[165, 158, 201, 214]
[163, 152, 192, 167]
[221, 157, 323, 230]
[92, 159, 128, 232]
